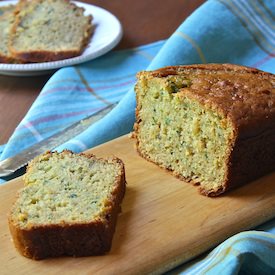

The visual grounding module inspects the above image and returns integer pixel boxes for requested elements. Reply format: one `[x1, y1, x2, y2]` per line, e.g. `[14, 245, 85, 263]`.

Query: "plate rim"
[0, 0, 123, 75]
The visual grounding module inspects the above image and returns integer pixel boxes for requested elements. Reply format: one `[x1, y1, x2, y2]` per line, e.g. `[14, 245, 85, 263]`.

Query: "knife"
[0, 103, 117, 177]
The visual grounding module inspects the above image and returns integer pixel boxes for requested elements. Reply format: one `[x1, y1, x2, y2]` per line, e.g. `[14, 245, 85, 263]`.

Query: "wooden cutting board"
[1, 135, 275, 274]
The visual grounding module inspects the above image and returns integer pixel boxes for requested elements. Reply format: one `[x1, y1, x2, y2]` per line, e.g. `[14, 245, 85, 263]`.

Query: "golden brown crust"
[9, 48, 85, 64]
[134, 64, 275, 196]
[8, 150, 126, 260]
[0, 54, 17, 64]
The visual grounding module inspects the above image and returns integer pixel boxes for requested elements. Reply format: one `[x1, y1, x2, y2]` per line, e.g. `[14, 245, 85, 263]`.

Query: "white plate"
[0, 0, 123, 76]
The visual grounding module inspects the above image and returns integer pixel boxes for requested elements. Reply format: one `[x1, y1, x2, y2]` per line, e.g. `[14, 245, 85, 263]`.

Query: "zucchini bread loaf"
[134, 64, 275, 196]
[9, 0, 93, 63]
[8, 150, 126, 260]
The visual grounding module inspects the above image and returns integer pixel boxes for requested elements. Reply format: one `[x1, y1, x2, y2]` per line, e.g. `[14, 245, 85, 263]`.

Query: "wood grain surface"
[1, 135, 275, 274]
[0, 0, 205, 144]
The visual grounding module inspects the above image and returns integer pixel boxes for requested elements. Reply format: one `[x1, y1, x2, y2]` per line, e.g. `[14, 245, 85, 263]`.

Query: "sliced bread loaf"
[8, 150, 126, 259]
[134, 64, 275, 196]
[9, 0, 93, 63]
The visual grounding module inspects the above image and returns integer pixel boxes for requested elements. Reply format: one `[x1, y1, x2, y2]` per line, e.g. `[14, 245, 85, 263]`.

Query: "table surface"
[0, 0, 205, 145]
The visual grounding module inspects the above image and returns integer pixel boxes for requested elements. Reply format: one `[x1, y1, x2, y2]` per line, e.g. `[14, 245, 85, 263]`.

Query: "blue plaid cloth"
[1, 0, 275, 273]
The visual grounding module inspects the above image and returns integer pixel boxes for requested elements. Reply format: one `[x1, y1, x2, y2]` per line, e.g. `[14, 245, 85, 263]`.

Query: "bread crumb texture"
[10, 151, 125, 228]
[134, 64, 275, 196]
[2, 0, 93, 63]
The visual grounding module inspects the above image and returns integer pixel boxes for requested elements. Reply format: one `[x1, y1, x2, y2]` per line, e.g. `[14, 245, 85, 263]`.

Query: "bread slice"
[134, 64, 275, 196]
[0, 5, 18, 63]
[9, 0, 93, 63]
[8, 150, 126, 260]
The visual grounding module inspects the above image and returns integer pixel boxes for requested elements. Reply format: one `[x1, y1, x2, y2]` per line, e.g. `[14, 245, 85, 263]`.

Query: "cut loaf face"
[8, 150, 126, 259]
[134, 64, 275, 196]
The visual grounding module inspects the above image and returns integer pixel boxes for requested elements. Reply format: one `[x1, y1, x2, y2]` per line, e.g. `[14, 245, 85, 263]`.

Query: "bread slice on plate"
[0, 5, 19, 63]
[9, 0, 93, 63]
[134, 64, 275, 196]
[8, 150, 126, 260]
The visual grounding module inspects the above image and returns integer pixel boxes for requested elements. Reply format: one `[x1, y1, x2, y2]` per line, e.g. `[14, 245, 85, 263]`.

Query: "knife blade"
[0, 103, 117, 177]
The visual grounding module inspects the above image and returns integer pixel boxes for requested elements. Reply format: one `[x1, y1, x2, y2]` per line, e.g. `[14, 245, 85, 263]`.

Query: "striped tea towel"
[1, 0, 275, 274]
[175, 230, 275, 275]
